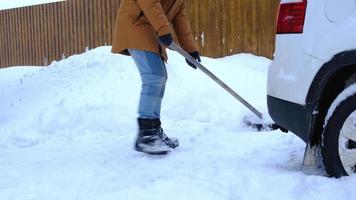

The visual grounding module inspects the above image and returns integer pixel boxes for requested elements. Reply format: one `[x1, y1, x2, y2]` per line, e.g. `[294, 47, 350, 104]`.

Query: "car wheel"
[322, 83, 356, 177]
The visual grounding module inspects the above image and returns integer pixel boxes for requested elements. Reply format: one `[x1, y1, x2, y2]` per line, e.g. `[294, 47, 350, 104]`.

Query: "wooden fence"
[0, 0, 279, 68]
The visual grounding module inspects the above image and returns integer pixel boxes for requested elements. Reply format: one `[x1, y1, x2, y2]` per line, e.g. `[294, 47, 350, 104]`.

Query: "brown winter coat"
[111, 0, 198, 60]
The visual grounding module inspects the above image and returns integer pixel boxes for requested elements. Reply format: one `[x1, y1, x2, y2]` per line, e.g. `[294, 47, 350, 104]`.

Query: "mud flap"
[303, 142, 323, 167]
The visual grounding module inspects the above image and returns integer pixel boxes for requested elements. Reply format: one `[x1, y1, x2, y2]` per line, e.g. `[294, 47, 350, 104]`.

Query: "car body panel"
[268, 0, 356, 105]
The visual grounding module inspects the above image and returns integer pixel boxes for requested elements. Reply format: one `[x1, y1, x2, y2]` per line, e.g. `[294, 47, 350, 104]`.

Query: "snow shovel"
[168, 42, 282, 131]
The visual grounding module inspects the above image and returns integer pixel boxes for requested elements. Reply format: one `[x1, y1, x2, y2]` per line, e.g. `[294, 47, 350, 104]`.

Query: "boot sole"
[134, 146, 170, 155]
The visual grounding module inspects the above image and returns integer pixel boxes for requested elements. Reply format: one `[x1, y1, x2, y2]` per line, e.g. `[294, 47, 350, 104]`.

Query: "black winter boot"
[135, 118, 179, 155]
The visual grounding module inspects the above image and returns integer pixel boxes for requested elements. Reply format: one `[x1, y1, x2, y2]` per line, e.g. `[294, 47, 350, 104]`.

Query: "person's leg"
[128, 49, 167, 119]
[128, 49, 178, 154]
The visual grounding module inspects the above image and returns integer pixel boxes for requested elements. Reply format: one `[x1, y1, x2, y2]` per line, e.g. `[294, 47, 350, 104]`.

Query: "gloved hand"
[158, 33, 173, 47]
[186, 51, 201, 69]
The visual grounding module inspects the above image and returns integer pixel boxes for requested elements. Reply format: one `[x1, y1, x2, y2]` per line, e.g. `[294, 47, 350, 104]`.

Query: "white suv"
[268, 0, 356, 177]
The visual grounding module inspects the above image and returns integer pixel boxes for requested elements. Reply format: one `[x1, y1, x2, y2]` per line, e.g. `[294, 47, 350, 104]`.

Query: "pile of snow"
[0, 47, 355, 200]
[0, 0, 65, 10]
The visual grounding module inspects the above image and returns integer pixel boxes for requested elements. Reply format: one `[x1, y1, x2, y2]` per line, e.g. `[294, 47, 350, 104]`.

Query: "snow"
[0, 0, 65, 10]
[1, 47, 356, 200]
[324, 83, 356, 126]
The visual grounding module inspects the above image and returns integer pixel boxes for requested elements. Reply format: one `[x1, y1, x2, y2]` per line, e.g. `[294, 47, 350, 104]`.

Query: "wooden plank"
[22, 7, 27, 66]
[4, 10, 9, 67]
[65, 1, 71, 56]
[15, 8, 22, 66]
[57, 2, 63, 59]
[63, 2, 69, 57]
[97, 0, 103, 47]
[34, 6, 42, 65]
[197, 0, 223, 57]
[89, 0, 94, 49]
[28, 7, 34, 66]
[4, 10, 11, 67]
[25, 7, 31, 66]
[25, 7, 32, 66]
[105, 0, 112, 44]
[0, 12, 2, 67]
[0, 11, 5, 67]
[43, 4, 49, 65]
[189, 0, 200, 53]
[71, 0, 78, 53]
[10, 9, 15, 66]
[93, 0, 99, 48]
[100, 0, 107, 46]
[7, 9, 12, 66]
[84, 0, 90, 51]
[32, 6, 38, 65]
[44, 4, 50, 65]
[67, 1, 74, 55]
[52, 3, 59, 61]
[59, 2, 66, 59]
[9, 9, 15, 65]
[77, 0, 84, 53]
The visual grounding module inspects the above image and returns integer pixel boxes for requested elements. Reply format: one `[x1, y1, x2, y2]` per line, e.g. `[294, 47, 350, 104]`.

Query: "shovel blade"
[243, 114, 280, 132]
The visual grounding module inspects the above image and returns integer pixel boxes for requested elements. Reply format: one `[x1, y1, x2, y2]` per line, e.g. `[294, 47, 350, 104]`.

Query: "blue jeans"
[128, 49, 167, 119]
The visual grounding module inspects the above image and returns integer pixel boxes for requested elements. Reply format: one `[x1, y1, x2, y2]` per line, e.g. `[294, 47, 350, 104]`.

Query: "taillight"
[276, 0, 307, 34]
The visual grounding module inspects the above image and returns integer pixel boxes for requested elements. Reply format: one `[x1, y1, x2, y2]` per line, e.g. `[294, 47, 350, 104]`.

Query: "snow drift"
[0, 47, 355, 200]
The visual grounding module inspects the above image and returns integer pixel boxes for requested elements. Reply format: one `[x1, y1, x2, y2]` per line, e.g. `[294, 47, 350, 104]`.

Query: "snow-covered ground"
[1, 47, 355, 200]
[0, 0, 65, 10]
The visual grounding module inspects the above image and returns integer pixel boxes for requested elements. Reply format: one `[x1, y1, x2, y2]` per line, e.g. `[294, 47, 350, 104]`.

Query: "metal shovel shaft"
[169, 42, 263, 119]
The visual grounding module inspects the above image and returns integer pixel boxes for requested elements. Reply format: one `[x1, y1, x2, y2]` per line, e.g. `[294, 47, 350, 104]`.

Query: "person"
[111, 0, 201, 155]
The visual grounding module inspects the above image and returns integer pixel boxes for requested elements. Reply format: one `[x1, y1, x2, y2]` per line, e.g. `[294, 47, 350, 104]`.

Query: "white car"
[268, 0, 356, 177]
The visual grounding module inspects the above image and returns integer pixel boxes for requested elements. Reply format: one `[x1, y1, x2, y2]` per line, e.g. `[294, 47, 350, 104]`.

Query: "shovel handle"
[168, 42, 263, 119]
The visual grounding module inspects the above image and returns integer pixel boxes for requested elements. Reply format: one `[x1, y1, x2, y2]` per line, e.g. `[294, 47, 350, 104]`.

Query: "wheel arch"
[306, 50, 356, 145]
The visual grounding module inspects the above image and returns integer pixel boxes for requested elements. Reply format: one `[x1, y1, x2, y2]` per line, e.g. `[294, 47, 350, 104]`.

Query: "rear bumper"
[267, 95, 313, 142]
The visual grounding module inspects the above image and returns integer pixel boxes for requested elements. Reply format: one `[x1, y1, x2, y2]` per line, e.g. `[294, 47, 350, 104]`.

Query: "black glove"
[186, 51, 201, 69]
[158, 33, 173, 46]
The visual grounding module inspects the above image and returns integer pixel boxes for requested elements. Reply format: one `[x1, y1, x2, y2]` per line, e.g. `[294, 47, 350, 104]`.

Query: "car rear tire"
[322, 83, 356, 178]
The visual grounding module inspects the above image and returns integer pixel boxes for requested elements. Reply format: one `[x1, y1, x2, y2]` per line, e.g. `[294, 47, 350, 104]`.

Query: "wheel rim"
[339, 110, 356, 175]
